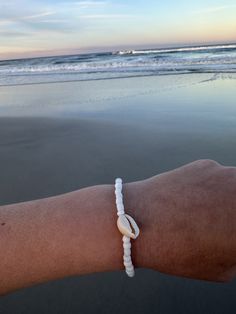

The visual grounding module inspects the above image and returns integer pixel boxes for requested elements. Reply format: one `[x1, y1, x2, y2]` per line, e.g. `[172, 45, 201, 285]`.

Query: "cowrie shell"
[117, 214, 140, 239]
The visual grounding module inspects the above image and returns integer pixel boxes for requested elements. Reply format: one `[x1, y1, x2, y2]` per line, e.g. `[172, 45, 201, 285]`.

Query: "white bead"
[122, 236, 130, 243]
[123, 255, 131, 262]
[116, 204, 124, 210]
[126, 264, 134, 271]
[117, 206, 124, 211]
[125, 265, 133, 272]
[116, 203, 124, 208]
[117, 211, 125, 216]
[116, 197, 123, 202]
[126, 270, 135, 277]
[116, 201, 123, 207]
[124, 261, 132, 267]
[124, 248, 131, 256]
[117, 208, 124, 214]
[117, 203, 124, 207]
[123, 242, 131, 249]
[116, 196, 123, 201]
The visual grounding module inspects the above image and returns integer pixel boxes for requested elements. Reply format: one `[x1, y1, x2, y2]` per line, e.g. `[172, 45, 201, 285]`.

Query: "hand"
[127, 159, 236, 282]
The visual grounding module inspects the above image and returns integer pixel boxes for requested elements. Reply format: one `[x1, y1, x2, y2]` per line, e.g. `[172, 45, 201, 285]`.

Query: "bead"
[116, 205, 124, 211]
[116, 201, 123, 206]
[122, 236, 130, 243]
[126, 270, 135, 277]
[116, 178, 122, 184]
[124, 248, 131, 256]
[126, 265, 134, 272]
[124, 261, 132, 267]
[123, 242, 131, 249]
[117, 207, 124, 213]
[126, 267, 134, 274]
[117, 208, 125, 215]
[117, 212, 125, 216]
[123, 255, 131, 262]
[117, 203, 124, 208]
[117, 211, 125, 216]
[115, 196, 123, 201]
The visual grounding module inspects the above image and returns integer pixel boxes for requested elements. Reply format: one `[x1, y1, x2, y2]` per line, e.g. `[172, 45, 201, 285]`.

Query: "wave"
[0, 43, 236, 86]
[1, 58, 236, 75]
[115, 44, 236, 55]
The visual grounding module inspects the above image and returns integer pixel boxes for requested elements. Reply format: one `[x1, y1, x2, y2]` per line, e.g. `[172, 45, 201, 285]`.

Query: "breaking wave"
[0, 44, 236, 86]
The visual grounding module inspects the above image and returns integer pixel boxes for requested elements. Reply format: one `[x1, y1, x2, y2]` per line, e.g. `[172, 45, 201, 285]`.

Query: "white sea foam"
[116, 44, 236, 55]
[0, 44, 236, 86]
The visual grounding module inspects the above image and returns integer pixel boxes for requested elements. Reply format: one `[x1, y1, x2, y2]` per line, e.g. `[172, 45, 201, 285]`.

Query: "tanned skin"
[0, 159, 235, 295]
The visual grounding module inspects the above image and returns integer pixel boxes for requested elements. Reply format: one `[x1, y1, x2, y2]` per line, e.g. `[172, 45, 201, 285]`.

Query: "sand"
[0, 74, 236, 313]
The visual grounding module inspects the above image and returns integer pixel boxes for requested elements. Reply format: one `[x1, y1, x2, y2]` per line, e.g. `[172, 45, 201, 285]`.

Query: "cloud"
[78, 13, 134, 19]
[73, 1, 108, 7]
[0, 0, 112, 33]
[192, 4, 236, 14]
[22, 11, 56, 20]
[0, 31, 29, 37]
[0, 10, 56, 24]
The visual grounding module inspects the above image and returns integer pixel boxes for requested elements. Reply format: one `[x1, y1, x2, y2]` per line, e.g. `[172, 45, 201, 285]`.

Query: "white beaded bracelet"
[115, 178, 140, 277]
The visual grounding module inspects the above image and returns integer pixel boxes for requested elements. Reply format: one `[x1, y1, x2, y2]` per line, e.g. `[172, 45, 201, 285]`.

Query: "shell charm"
[117, 214, 140, 239]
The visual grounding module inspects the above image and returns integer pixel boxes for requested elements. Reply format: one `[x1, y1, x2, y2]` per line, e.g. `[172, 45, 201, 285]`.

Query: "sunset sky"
[0, 0, 236, 59]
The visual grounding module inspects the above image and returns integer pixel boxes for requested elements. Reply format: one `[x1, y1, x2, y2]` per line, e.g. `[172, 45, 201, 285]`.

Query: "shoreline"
[0, 72, 236, 89]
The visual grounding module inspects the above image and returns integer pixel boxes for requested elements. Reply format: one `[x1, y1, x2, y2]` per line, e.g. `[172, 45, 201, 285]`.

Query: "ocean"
[0, 43, 236, 86]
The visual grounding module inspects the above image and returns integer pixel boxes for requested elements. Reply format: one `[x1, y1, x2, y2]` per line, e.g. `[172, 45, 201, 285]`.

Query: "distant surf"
[0, 44, 236, 86]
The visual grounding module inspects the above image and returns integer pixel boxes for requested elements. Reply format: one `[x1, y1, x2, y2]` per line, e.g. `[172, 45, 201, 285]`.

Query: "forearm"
[1, 160, 236, 295]
[0, 183, 144, 295]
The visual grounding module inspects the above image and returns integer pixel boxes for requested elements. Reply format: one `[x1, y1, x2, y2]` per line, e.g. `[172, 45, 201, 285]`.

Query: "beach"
[0, 73, 236, 313]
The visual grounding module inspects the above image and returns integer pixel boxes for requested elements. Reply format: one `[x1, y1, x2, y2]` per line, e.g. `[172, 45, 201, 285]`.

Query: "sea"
[0, 43, 236, 86]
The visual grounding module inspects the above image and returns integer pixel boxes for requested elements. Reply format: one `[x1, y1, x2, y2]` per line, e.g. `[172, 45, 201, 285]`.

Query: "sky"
[0, 0, 236, 59]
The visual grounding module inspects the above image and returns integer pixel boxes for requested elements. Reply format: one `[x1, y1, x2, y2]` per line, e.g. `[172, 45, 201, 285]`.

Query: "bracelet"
[115, 178, 140, 277]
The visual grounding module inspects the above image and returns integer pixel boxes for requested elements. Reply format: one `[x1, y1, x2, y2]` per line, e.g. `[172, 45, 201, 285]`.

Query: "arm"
[0, 184, 133, 295]
[0, 159, 236, 295]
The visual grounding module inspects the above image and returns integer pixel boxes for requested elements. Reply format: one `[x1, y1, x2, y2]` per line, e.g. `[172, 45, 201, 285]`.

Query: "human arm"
[0, 159, 236, 295]
[138, 159, 236, 282]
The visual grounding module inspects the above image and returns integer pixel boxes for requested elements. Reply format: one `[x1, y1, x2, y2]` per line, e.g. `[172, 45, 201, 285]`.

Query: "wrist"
[123, 176, 170, 272]
[122, 179, 152, 269]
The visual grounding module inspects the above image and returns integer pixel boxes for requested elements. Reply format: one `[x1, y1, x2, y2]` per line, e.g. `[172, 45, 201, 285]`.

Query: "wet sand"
[0, 74, 236, 313]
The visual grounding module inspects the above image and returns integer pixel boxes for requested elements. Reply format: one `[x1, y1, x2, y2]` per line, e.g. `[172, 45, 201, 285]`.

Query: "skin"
[0, 159, 235, 295]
